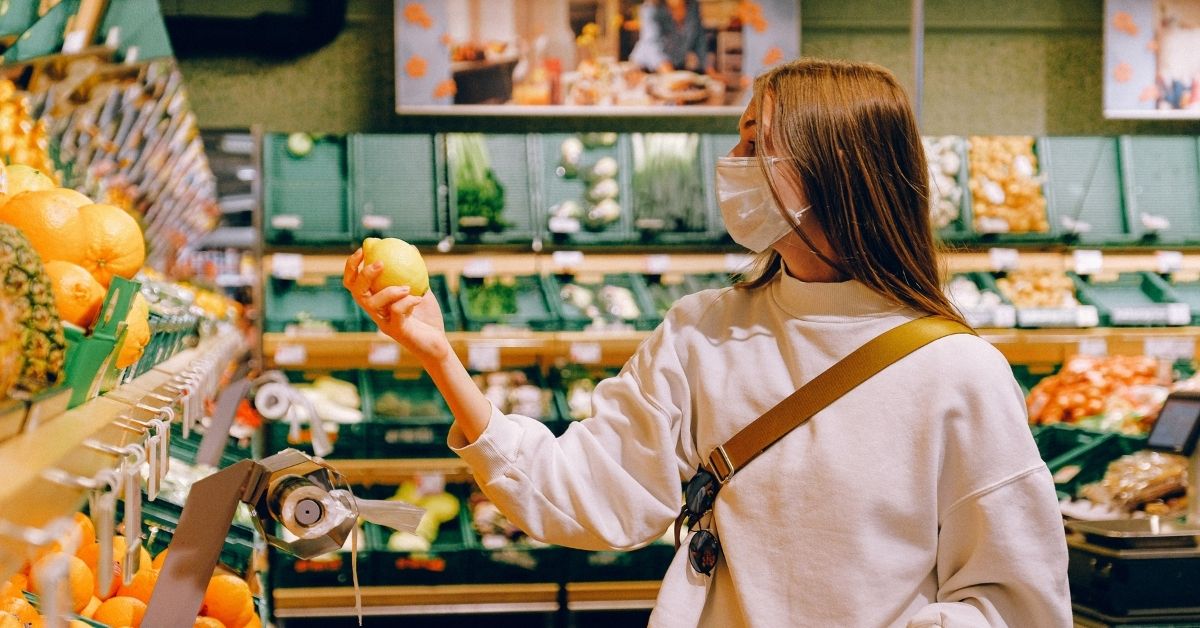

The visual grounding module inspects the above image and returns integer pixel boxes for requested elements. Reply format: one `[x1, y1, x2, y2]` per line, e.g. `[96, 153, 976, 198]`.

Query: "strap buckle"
[707, 446, 735, 484]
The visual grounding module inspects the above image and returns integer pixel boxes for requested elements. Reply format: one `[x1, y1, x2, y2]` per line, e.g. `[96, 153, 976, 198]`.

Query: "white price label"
[273, 344, 307, 366]
[992, 305, 1017, 328]
[270, 214, 302, 230]
[1167, 303, 1193, 326]
[548, 217, 581, 234]
[569, 342, 603, 365]
[1157, 251, 1184, 274]
[463, 258, 495, 278]
[416, 473, 447, 497]
[361, 214, 393, 230]
[1076, 306, 1101, 328]
[1144, 337, 1196, 361]
[988, 248, 1020, 272]
[553, 250, 585, 270]
[1073, 250, 1104, 276]
[645, 255, 671, 275]
[976, 217, 1010, 234]
[271, 253, 304, 280]
[724, 254, 754, 274]
[368, 343, 400, 366]
[467, 344, 501, 371]
[1077, 338, 1107, 356]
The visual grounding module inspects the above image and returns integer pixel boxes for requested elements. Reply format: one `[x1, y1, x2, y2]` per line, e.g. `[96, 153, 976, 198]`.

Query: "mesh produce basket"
[263, 133, 351, 246]
[1119, 136, 1200, 244]
[1041, 136, 1133, 245]
[349, 133, 447, 245]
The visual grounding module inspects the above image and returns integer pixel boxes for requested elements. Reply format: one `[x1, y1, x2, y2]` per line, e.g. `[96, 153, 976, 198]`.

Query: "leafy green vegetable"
[449, 134, 507, 231]
[631, 133, 706, 233]
[465, 278, 519, 319]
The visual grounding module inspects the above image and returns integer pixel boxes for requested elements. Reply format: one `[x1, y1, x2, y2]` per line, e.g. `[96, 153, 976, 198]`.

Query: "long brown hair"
[737, 58, 966, 327]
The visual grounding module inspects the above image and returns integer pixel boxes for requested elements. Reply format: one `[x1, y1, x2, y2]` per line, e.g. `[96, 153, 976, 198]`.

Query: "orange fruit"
[150, 549, 168, 571]
[29, 553, 94, 613]
[76, 204, 144, 287]
[115, 294, 150, 369]
[44, 261, 105, 327]
[0, 612, 21, 628]
[2, 165, 54, 202]
[78, 536, 150, 599]
[81, 595, 101, 618]
[195, 618, 227, 628]
[68, 621, 90, 628]
[0, 596, 39, 626]
[200, 574, 252, 628]
[73, 513, 96, 547]
[115, 568, 157, 604]
[92, 596, 145, 628]
[0, 189, 91, 265]
[242, 614, 261, 628]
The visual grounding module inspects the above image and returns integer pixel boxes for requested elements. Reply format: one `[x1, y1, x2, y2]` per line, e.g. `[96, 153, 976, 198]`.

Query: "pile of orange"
[1, 512, 262, 627]
[0, 163, 152, 367]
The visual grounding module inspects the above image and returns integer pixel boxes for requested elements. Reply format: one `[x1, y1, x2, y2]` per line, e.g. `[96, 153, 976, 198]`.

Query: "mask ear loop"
[760, 156, 851, 278]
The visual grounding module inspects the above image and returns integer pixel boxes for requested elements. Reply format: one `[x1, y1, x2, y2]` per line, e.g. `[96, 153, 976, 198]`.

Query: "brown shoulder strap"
[705, 316, 975, 483]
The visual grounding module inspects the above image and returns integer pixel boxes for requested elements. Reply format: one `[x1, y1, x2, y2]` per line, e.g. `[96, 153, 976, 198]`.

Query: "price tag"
[463, 258, 494, 278]
[549, 217, 581, 234]
[1076, 305, 1101, 328]
[553, 250, 585, 270]
[992, 305, 1017, 328]
[270, 214, 302, 230]
[1073, 250, 1104, 276]
[273, 344, 307, 366]
[1144, 337, 1196, 361]
[569, 342, 602, 365]
[988, 248, 1020, 272]
[361, 214, 394, 230]
[467, 344, 500, 372]
[724, 254, 753, 274]
[976, 217, 1010, 234]
[645, 255, 671, 275]
[1167, 303, 1192, 326]
[1077, 338, 1107, 356]
[416, 473, 447, 497]
[368, 343, 400, 366]
[1157, 251, 1184, 274]
[271, 253, 304, 280]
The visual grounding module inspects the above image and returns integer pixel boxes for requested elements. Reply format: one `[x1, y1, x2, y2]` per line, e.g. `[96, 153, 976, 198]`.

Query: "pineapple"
[0, 224, 65, 398]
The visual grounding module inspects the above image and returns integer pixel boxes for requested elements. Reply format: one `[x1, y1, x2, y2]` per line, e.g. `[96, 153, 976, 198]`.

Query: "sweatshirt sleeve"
[906, 467, 1072, 628]
[447, 307, 694, 551]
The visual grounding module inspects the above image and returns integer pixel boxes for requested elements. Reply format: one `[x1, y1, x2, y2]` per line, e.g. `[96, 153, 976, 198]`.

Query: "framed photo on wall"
[1104, 0, 1200, 119]
[394, 0, 800, 116]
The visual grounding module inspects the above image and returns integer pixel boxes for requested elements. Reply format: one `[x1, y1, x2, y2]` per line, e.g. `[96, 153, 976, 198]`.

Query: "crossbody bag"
[674, 315, 975, 575]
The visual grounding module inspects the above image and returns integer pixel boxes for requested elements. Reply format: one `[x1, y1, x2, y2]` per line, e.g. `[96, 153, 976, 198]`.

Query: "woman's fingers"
[365, 286, 411, 314]
[342, 249, 364, 290]
[353, 261, 384, 298]
[390, 295, 422, 319]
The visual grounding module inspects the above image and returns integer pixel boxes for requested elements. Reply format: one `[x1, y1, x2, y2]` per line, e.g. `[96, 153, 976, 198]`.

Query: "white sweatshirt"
[449, 272, 1072, 627]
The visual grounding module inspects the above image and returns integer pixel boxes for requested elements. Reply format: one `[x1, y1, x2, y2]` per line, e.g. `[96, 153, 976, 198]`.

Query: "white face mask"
[715, 156, 808, 253]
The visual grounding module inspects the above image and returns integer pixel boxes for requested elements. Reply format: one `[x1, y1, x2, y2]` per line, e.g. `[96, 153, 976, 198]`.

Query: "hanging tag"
[35, 551, 69, 626]
[123, 454, 143, 584]
[552, 250, 585, 271]
[368, 343, 400, 366]
[467, 344, 501, 372]
[988, 248, 1020, 272]
[1073, 250, 1104, 276]
[179, 389, 193, 439]
[270, 214, 303, 230]
[569, 342, 602, 365]
[157, 419, 171, 478]
[463, 258, 495, 278]
[271, 253, 304, 280]
[146, 433, 160, 501]
[1157, 251, 1184, 275]
[416, 473, 447, 496]
[94, 488, 116, 598]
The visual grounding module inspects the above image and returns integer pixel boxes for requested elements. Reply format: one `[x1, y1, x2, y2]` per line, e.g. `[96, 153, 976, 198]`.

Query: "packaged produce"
[631, 134, 706, 233]
[473, 371, 553, 420]
[1080, 450, 1189, 514]
[1026, 355, 1164, 428]
[968, 136, 1049, 233]
[448, 134, 507, 232]
[994, 269, 1077, 308]
[922, 136, 964, 229]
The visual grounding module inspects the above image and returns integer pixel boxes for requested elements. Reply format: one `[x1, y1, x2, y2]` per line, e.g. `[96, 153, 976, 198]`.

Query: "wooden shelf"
[272, 583, 560, 617]
[566, 581, 661, 611]
[329, 458, 472, 485]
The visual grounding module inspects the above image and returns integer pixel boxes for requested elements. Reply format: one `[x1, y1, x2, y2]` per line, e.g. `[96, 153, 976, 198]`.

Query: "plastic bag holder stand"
[195, 378, 251, 468]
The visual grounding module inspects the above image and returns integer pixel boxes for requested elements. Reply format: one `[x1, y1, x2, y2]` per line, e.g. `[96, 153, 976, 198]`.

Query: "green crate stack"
[447, 133, 539, 246]
[1041, 136, 1133, 245]
[546, 272, 659, 331]
[263, 133, 351, 246]
[140, 500, 257, 577]
[364, 370, 455, 459]
[640, 273, 693, 322]
[1119, 136, 1200, 244]
[349, 133, 447, 245]
[262, 370, 368, 459]
[360, 273, 462, 332]
[625, 133, 724, 245]
[370, 485, 474, 586]
[465, 500, 564, 585]
[1162, 276, 1200, 325]
[540, 133, 633, 246]
[457, 274, 561, 331]
[269, 522, 370, 589]
[1071, 272, 1191, 327]
[564, 542, 675, 583]
[924, 136, 974, 242]
[264, 276, 358, 333]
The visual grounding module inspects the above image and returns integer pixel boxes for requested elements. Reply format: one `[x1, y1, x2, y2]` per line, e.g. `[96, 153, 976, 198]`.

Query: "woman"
[628, 0, 709, 74]
[343, 59, 1071, 627]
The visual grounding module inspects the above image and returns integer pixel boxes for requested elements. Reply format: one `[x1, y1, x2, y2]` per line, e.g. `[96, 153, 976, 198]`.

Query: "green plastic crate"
[359, 273, 460, 332]
[1047, 431, 1147, 499]
[640, 273, 693, 321]
[2, 0, 75, 62]
[349, 133, 447, 245]
[947, 272, 1017, 329]
[546, 273, 658, 331]
[264, 276, 358, 333]
[465, 503, 564, 585]
[1034, 424, 1112, 468]
[370, 487, 474, 586]
[64, 277, 138, 408]
[269, 522, 370, 589]
[550, 366, 620, 424]
[364, 370, 454, 459]
[447, 134, 538, 246]
[457, 274, 560, 331]
[263, 133, 351, 245]
[1119, 136, 1200, 244]
[685, 272, 734, 293]
[1041, 136, 1133, 245]
[1164, 277, 1200, 325]
[262, 370, 368, 459]
[1071, 272, 1190, 327]
[924, 136, 974, 241]
[984, 271, 1100, 329]
[564, 542, 675, 583]
[965, 136, 1055, 244]
[540, 133, 633, 246]
[627, 133, 724, 245]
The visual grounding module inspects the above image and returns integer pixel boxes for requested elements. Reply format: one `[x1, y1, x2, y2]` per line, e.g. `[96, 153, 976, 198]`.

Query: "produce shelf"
[565, 581, 661, 611]
[271, 583, 561, 617]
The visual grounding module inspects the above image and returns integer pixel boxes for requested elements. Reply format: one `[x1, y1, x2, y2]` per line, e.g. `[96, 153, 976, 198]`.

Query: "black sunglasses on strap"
[674, 465, 721, 575]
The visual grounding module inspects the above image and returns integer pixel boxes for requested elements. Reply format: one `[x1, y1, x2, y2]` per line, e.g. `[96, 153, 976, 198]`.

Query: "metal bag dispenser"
[143, 448, 424, 626]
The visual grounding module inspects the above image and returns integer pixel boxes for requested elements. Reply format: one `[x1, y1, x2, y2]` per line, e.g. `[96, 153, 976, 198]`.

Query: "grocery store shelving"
[565, 581, 661, 612]
[271, 583, 561, 618]
[328, 457, 472, 484]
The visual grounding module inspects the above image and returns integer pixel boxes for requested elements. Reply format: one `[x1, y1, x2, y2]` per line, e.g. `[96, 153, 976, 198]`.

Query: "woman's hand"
[343, 249, 451, 365]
